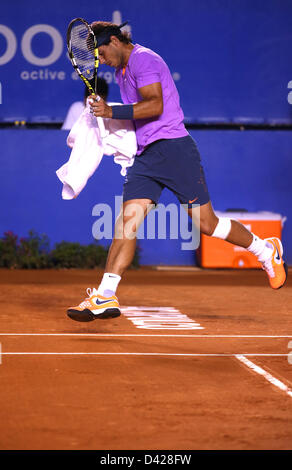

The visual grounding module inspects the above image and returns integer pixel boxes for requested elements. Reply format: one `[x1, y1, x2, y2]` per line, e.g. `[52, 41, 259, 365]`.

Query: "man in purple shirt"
[115, 43, 188, 155]
[67, 21, 287, 322]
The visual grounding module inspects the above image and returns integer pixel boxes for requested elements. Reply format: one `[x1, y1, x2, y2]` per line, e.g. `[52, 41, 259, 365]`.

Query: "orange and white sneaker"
[261, 238, 288, 289]
[67, 288, 121, 322]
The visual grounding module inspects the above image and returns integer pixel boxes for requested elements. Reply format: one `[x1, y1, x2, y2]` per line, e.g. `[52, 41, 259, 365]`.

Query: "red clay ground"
[0, 267, 291, 450]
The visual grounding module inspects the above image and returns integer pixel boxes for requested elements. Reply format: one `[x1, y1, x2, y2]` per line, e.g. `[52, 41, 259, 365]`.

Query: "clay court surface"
[0, 266, 291, 450]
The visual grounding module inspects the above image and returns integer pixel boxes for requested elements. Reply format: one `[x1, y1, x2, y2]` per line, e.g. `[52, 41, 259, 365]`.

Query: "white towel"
[56, 102, 137, 200]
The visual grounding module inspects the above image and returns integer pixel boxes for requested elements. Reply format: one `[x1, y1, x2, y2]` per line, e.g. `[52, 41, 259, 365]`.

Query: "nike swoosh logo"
[275, 246, 281, 261]
[94, 298, 116, 306]
[189, 197, 198, 204]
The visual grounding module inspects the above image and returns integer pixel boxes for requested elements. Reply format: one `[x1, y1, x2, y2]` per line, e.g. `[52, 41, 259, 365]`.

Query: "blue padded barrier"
[0, 129, 291, 265]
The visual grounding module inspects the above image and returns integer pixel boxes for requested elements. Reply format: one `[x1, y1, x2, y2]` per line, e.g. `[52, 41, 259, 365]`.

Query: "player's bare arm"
[133, 82, 163, 119]
[90, 82, 163, 119]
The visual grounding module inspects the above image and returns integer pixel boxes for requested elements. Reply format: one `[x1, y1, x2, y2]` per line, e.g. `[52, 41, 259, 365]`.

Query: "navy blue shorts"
[123, 135, 210, 207]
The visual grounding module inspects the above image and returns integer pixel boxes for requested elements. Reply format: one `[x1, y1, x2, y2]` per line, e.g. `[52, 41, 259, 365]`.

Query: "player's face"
[98, 41, 123, 68]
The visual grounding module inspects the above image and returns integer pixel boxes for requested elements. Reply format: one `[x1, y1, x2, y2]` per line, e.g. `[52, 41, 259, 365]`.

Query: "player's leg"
[191, 201, 253, 246]
[102, 198, 153, 276]
[189, 201, 287, 289]
[157, 134, 287, 290]
[67, 198, 153, 322]
[67, 139, 164, 322]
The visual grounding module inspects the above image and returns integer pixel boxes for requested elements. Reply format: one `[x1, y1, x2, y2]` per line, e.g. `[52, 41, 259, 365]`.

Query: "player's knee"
[209, 217, 232, 239]
[200, 216, 219, 236]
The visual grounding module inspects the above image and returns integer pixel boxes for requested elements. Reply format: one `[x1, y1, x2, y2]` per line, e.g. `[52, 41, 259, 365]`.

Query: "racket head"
[66, 17, 99, 95]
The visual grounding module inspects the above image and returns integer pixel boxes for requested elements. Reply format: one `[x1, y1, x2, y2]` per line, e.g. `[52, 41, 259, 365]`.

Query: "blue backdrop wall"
[0, 129, 291, 265]
[0, 0, 292, 123]
[0, 1, 292, 265]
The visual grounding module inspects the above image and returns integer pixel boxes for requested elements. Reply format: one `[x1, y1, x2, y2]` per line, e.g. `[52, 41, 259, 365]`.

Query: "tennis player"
[67, 21, 287, 322]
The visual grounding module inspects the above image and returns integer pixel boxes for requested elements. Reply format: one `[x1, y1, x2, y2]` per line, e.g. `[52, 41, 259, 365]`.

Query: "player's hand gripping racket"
[66, 17, 106, 137]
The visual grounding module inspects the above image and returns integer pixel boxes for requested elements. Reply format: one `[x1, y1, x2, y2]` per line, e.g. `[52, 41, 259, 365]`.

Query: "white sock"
[97, 273, 121, 297]
[247, 234, 273, 262]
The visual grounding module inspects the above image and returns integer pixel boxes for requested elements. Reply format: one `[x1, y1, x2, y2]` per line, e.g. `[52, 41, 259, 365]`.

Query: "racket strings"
[70, 22, 96, 79]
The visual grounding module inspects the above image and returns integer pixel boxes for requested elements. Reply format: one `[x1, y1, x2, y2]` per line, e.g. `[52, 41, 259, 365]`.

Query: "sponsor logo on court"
[122, 306, 204, 330]
[92, 196, 200, 250]
[288, 340, 292, 365]
[288, 80, 292, 105]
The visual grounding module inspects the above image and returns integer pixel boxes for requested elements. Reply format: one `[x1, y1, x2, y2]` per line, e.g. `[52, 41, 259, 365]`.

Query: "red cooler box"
[197, 211, 286, 268]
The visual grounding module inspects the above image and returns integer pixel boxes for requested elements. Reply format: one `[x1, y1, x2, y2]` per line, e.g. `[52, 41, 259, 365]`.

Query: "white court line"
[0, 352, 289, 357]
[236, 355, 292, 399]
[0, 334, 292, 338]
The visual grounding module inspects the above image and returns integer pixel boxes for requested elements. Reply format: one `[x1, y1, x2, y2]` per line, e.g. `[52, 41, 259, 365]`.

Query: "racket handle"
[89, 95, 107, 138]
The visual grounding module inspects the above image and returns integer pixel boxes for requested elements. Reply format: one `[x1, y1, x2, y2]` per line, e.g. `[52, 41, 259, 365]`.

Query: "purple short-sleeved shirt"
[115, 44, 189, 155]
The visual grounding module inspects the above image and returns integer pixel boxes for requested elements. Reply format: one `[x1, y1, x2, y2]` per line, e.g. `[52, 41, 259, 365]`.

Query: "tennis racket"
[66, 17, 106, 137]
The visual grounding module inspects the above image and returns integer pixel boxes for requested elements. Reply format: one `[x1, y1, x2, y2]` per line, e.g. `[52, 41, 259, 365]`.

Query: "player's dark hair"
[91, 21, 132, 45]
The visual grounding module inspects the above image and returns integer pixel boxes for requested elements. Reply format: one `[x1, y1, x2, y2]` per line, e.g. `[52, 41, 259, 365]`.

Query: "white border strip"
[0, 334, 291, 338]
[1, 352, 289, 357]
[236, 354, 292, 398]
